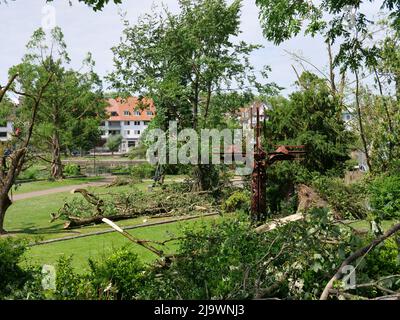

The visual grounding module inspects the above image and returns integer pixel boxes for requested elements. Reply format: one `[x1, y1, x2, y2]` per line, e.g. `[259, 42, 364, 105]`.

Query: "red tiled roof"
[106, 97, 156, 121]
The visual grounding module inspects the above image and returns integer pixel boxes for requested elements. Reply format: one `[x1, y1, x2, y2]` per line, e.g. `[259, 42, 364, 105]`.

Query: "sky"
[0, 0, 381, 96]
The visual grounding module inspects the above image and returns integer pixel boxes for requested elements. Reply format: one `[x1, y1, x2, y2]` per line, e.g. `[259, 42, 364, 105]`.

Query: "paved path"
[11, 176, 115, 202]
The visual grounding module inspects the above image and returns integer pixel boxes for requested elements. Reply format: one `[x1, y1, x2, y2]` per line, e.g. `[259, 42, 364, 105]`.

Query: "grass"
[349, 219, 400, 232]
[12, 177, 103, 194]
[24, 216, 218, 271]
[3, 177, 214, 271]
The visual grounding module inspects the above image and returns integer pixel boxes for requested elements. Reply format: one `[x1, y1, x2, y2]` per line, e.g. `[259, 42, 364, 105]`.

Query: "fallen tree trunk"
[320, 221, 400, 300]
[255, 213, 304, 234]
[63, 207, 168, 229]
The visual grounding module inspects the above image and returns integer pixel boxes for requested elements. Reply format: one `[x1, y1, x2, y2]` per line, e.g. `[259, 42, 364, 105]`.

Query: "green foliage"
[106, 134, 122, 154]
[312, 175, 369, 219]
[128, 144, 147, 160]
[88, 248, 146, 300]
[140, 209, 357, 299]
[54, 249, 146, 300]
[54, 256, 92, 300]
[130, 163, 155, 180]
[63, 164, 81, 177]
[266, 72, 354, 175]
[46, 0, 122, 11]
[369, 174, 400, 219]
[263, 72, 354, 216]
[12, 27, 106, 179]
[18, 167, 40, 180]
[0, 238, 43, 299]
[363, 238, 400, 278]
[255, 0, 398, 69]
[223, 190, 250, 212]
[108, 0, 276, 189]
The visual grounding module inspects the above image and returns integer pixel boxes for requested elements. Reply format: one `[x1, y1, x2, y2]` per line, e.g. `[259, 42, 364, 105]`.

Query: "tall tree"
[264, 72, 354, 214]
[14, 28, 106, 179]
[255, 0, 395, 172]
[1, 0, 122, 11]
[108, 0, 273, 190]
[0, 73, 52, 234]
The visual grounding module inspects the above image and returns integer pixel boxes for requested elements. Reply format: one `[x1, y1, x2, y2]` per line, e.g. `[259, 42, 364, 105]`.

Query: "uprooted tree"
[50, 182, 223, 229]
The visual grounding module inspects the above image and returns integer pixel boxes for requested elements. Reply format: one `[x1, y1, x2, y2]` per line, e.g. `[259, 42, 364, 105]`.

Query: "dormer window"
[146, 111, 153, 116]
[134, 111, 141, 116]
[124, 111, 131, 116]
[111, 112, 118, 117]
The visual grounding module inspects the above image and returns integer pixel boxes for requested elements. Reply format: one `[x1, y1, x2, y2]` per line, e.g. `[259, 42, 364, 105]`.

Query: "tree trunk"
[0, 194, 12, 234]
[51, 133, 64, 179]
[355, 71, 372, 171]
[192, 164, 218, 192]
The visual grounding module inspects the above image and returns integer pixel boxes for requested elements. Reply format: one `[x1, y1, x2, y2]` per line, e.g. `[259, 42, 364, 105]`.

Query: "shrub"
[63, 164, 81, 176]
[128, 145, 147, 160]
[54, 249, 146, 300]
[223, 190, 250, 212]
[19, 167, 40, 180]
[130, 163, 155, 180]
[55, 256, 94, 300]
[88, 248, 146, 300]
[369, 174, 400, 219]
[140, 209, 356, 300]
[0, 238, 43, 299]
[312, 175, 369, 219]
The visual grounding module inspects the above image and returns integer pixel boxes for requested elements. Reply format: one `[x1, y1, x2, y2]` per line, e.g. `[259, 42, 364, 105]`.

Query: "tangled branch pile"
[51, 183, 220, 229]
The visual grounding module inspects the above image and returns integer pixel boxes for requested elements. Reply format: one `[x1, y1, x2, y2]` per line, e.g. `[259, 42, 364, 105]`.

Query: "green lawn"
[12, 177, 103, 195]
[349, 219, 399, 232]
[3, 180, 217, 270]
[25, 217, 216, 271]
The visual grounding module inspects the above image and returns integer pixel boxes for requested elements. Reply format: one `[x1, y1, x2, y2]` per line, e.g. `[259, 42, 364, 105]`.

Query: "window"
[134, 130, 141, 135]
[0, 132, 7, 138]
[124, 121, 130, 126]
[111, 112, 118, 117]
[100, 121, 105, 126]
[109, 121, 120, 127]
[109, 130, 120, 135]
[128, 141, 136, 148]
[124, 111, 131, 116]
[146, 111, 153, 116]
[143, 121, 149, 126]
[134, 121, 140, 126]
[126, 130, 130, 135]
[134, 111, 141, 116]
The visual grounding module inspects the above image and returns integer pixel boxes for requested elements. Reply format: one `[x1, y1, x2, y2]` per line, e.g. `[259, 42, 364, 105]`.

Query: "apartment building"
[0, 121, 13, 142]
[237, 101, 269, 130]
[100, 97, 156, 153]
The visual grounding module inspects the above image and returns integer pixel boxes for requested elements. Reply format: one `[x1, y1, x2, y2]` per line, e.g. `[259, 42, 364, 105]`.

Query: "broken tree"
[0, 74, 52, 234]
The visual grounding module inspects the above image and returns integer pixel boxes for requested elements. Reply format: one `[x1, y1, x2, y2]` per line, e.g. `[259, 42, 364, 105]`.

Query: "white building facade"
[0, 121, 13, 142]
[100, 97, 156, 154]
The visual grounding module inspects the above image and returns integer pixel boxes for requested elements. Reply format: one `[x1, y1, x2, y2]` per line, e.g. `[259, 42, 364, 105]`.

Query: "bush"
[88, 248, 146, 300]
[63, 164, 81, 177]
[223, 190, 250, 212]
[369, 174, 400, 219]
[0, 238, 43, 299]
[55, 256, 91, 300]
[312, 175, 369, 219]
[18, 167, 40, 180]
[130, 163, 155, 180]
[128, 145, 147, 160]
[140, 210, 356, 300]
[54, 249, 146, 300]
